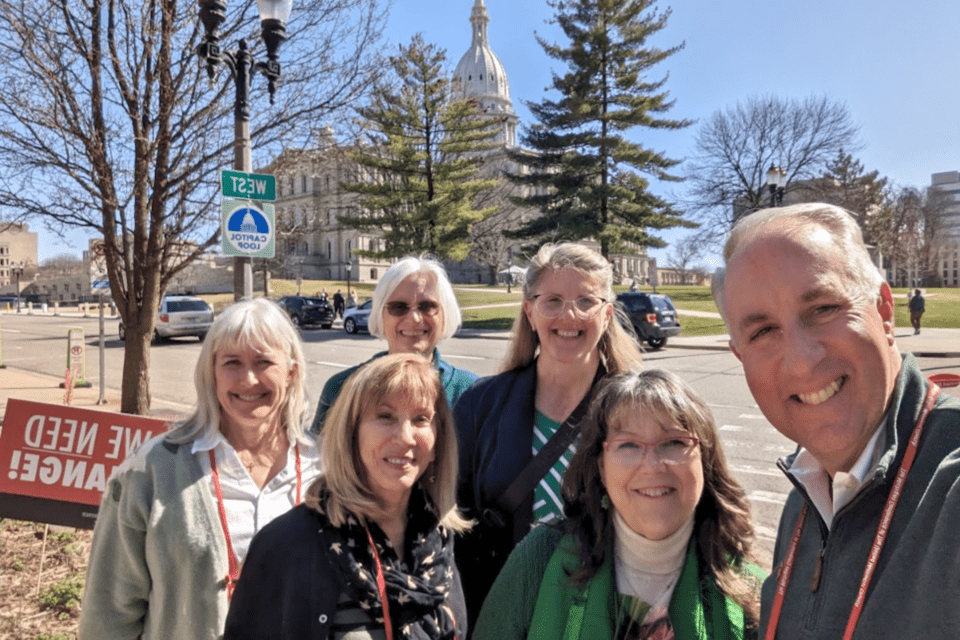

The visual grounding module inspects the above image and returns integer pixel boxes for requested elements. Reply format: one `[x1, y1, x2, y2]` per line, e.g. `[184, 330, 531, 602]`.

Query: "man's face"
[723, 224, 901, 475]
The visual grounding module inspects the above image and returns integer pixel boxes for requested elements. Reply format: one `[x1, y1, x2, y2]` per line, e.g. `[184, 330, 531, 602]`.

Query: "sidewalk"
[0, 366, 189, 427]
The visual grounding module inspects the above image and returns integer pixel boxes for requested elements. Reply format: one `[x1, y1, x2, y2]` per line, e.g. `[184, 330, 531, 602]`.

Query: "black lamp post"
[197, 0, 292, 300]
[345, 261, 352, 298]
[766, 164, 786, 208]
[12, 261, 23, 313]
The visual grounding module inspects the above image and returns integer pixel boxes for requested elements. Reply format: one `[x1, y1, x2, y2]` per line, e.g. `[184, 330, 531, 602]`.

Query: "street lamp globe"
[766, 164, 786, 207]
[256, 0, 293, 22]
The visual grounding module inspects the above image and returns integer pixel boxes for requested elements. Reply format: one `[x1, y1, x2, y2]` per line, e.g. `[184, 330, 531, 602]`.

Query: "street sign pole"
[234, 126, 253, 301]
[97, 293, 107, 405]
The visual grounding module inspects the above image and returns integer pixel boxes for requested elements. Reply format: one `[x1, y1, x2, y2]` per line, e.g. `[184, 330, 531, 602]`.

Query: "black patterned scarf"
[316, 487, 459, 640]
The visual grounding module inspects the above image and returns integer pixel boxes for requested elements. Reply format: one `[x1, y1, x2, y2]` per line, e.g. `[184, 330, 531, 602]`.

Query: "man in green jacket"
[713, 203, 960, 639]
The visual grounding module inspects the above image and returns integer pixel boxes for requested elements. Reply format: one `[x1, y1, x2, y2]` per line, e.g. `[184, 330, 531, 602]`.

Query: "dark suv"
[276, 296, 335, 329]
[615, 291, 681, 350]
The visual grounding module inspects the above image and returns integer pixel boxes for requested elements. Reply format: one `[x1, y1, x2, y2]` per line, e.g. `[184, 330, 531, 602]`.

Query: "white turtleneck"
[612, 510, 694, 609]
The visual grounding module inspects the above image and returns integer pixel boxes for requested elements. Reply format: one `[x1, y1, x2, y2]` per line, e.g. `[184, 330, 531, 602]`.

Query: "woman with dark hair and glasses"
[474, 369, 764, 640]
[310, 255, 478, 433]
[454, 242, 644, 626]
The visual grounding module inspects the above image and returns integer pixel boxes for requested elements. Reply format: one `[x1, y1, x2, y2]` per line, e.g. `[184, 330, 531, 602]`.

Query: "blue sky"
[41, 0, 960, 266]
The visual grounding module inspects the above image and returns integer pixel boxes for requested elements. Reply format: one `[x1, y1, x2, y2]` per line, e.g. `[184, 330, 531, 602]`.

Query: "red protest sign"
[0, 399, 171, 527]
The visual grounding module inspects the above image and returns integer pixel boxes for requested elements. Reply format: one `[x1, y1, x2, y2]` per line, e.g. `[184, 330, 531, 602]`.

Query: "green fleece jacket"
[474, 526, 763, 640]
[760, 355, 960, 639]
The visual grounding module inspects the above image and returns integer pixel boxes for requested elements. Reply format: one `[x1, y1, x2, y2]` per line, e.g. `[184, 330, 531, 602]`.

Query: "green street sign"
[220, 169, 276, 201]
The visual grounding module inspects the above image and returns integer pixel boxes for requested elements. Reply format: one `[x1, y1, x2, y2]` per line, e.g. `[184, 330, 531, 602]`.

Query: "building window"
[302, 175, 307, 192]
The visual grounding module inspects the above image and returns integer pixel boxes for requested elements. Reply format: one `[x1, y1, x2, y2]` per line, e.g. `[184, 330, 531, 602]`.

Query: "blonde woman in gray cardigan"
[79, 298, 321, 640]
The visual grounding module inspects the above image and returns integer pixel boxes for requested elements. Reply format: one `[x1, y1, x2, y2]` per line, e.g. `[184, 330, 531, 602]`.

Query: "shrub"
[38, 575, 84, 616]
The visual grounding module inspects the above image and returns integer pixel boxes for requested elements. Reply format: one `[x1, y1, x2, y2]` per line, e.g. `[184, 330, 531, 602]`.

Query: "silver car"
[343, 298, 372, 334]
[119, 295, 214, 343]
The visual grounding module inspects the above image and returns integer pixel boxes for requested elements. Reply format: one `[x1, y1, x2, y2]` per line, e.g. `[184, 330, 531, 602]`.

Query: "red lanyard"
[365, 524, 395, 640]
[209, 443, 302, 601]
[765, 384, 940, 640]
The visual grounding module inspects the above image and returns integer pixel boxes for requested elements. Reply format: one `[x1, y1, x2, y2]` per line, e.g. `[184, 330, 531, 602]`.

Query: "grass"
[891, 287, 960, 330]
[197, 282, 960, 335]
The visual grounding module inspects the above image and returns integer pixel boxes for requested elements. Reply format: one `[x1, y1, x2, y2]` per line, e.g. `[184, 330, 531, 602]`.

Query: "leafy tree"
[0, 0, 385, 413]
[685, 95, 860, 241]
[338, 35, 499, 261]
[505, 0, 694, 259]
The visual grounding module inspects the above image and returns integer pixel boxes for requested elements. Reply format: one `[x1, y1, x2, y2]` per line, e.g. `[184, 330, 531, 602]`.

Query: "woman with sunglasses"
[454, 242, 644, 626]
[310, 255, 477, 433]
[474, 369, 765, 640]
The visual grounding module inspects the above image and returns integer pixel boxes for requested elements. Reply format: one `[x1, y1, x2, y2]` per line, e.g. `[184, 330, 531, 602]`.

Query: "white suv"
[119, 295, 214, 343]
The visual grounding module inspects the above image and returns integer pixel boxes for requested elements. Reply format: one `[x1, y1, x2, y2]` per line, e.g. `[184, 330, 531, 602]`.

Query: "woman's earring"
[601, 494, 611, 510]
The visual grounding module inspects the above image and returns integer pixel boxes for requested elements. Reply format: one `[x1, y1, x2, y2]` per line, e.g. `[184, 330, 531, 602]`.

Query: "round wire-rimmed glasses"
[603, 434, 700, 466]
[531, 294, 608, 319]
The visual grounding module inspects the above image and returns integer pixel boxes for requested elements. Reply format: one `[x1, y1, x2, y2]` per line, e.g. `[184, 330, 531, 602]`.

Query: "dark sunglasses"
[385, 300, 441, 317]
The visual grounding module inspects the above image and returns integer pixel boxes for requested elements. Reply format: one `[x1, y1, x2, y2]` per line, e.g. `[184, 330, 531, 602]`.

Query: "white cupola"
[452, 0, 519, 147]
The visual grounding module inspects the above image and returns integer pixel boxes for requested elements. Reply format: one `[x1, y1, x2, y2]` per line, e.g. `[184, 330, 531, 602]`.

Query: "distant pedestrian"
[332, 289, 344, 318]
[347, 290, 358, 309]
[908, 288, 925, 335]
[317, 287, 328, 301]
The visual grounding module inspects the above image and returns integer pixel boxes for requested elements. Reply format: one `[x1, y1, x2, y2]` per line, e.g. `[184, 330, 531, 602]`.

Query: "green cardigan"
[474, 526, 763, 640]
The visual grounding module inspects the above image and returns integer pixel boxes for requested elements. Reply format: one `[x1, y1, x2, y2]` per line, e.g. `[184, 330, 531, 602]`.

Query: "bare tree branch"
[0, 0, 385, 413]
[683, 95, 861, 244]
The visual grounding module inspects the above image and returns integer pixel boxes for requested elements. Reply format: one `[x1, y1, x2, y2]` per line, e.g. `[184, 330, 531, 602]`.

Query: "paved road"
[1, 308, 957, 571]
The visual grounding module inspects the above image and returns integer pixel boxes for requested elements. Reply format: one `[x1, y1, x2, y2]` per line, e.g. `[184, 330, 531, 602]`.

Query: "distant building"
[930, 172, 960, 287]
[262, 0, 649, 287]
[452, 0, 520, 147]
[0, 222, 38, 291]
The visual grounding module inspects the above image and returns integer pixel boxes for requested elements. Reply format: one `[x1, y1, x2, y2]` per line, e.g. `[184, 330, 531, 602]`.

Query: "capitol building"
[263, 0, 652, 287]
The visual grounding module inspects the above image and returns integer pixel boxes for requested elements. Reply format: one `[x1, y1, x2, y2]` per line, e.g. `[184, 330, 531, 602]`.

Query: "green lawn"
[199, 282, 960, 335]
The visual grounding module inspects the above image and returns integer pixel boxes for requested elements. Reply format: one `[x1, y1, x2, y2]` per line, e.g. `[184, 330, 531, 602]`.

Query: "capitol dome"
[452, 0, 519, 147]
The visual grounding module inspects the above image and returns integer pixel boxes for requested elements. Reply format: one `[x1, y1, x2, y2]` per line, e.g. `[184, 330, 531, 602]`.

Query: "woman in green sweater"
[474, 369, 765, 640]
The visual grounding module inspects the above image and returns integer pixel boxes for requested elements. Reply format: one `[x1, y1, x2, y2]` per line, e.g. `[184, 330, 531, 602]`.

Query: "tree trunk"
[120, 317, 153, 415]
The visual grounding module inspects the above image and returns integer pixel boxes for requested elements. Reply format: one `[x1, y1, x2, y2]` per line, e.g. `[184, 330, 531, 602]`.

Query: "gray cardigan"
[79, 434, 319, 640]
[760, 355, 960, 639]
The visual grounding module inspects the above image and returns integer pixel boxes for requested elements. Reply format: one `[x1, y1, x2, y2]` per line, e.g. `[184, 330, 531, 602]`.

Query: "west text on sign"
[220, 169, 276, 201]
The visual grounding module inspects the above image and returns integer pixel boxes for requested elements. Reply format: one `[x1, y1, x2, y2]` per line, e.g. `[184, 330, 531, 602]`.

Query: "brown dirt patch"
[0, 520, 89, 639]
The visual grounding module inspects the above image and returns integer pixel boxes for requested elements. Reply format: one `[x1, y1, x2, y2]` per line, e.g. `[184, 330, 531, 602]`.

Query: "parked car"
[342, 298, 373, 334]
[615, 291, 681, 350]
[119, 295, 214, 343]
[276, 295, 335, 329]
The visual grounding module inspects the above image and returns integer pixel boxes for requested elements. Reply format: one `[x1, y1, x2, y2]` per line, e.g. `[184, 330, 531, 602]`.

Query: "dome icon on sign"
[227, 207, 270, 233]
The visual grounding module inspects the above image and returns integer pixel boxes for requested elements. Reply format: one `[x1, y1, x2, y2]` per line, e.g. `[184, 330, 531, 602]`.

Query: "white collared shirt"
[787, 422, 887, 530]
[192, 432, 321, 564]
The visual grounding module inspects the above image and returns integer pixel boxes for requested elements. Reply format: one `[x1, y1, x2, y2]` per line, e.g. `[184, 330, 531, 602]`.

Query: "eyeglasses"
[385, 300, 441, 318]
[603, 435, 700, 467]
[531, 294, 608, 319]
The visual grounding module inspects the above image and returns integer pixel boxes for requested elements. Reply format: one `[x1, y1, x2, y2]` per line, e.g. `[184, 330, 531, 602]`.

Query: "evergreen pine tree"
[819, 150, 888, 220]
[338, 35, 498, 261]
[506, 0, 694, 258]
